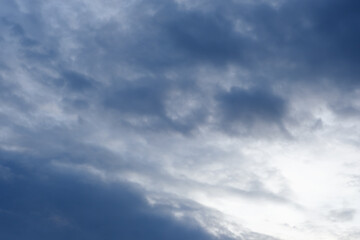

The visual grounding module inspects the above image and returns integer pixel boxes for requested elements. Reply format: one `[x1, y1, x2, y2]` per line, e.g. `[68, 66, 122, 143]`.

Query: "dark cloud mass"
[104, 81, 166, 117]
[0, 152, 215, 240]
[216, 87, 286, 127]
[165, 11, 245, 64]
[1, 0, 360, 239]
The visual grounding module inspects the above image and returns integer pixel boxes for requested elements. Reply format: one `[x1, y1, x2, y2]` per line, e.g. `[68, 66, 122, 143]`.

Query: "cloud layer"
[1, 0, 360, 239]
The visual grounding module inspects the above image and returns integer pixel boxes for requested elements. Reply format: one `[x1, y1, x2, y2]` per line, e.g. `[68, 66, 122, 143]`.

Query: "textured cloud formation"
[1, 0, 360, 239]
[0, 151, 218, 240]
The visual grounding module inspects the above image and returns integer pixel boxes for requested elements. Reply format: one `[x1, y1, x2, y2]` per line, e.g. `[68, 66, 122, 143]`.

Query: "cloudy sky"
[1, 0, 360, 239]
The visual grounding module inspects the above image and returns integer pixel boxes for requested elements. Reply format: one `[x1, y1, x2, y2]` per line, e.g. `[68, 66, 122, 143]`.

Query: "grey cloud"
[242, 232, 282, 240]
[0, 80, 33, 112]
[1, 18, 38, 47]
[104, 81, 166, 117]
[164, 11, 246, 64]
[244, 0, 360, 86]
[2, 0, 360, 239]
[329, 208, 356, 222]
[58, 70, 94, 92]
[1, 17, 57, 65]
[102, 78, 207, 133]
[215, 87, 287, 135]
[0, 151, 220, 240]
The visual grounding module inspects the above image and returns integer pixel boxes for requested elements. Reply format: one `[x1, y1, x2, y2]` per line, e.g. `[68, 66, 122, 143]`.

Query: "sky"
[1, 0, 360, 239]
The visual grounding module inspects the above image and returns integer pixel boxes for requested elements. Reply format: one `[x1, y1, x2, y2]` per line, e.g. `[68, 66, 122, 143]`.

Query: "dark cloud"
[102, 78, 207, 133]
[1, 16, 57, 64]
[104, 81, 166, 117]
[238, 0, 360, 86]
[0, 152, 217, 240]
[58, 70, 94, 92]
[70, 1, 251, 72]
[164, 11, 245, 64]
[4, 0, 358, 129]
[4, 0, 360, 87]
[216, 87, 286, 133]
[1, 19, 38, 47]
[2, 0, 360, 239]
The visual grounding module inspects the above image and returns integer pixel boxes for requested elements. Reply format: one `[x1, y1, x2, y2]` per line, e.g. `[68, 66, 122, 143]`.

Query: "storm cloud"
[1, 0, 360, 239]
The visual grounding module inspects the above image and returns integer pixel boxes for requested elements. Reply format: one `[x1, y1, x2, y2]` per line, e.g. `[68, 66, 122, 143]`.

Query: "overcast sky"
[1, 0, 360, 239]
